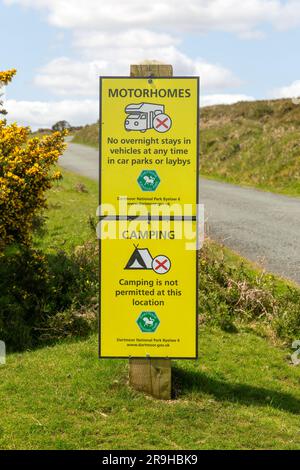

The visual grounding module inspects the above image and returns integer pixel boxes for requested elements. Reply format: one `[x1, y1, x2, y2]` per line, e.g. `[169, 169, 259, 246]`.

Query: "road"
[60, 140, 300, 284]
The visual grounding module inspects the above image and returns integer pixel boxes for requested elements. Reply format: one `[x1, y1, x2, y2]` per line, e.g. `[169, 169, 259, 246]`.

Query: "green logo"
[136, 311, 160, 333]
[137, 170, 160, 191]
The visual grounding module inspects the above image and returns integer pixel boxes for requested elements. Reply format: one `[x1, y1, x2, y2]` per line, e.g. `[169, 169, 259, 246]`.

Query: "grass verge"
[33, 167, 98, 253]
[0, 330, 299, 449]
[200, 240, 300, 345]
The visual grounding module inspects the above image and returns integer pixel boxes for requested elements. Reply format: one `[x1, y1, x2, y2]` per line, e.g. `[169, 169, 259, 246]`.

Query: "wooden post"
[129, 62, 173, 400]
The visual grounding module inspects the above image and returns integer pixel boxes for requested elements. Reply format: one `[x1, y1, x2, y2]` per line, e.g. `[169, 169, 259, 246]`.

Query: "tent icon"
[124, 247, 153, 270]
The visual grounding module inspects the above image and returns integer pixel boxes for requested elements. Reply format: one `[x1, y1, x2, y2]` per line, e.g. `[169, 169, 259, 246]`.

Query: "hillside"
[72, 123, 98, 148]
[73, 98, 300, 196]
[201, 99, 300, 196]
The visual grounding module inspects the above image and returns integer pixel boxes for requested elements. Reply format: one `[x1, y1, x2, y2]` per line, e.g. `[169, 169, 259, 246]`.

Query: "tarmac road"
[60, 140, 300, 284]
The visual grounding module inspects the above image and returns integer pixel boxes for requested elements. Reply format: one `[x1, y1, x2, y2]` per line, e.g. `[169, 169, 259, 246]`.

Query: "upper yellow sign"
[100, 77, 199, 213]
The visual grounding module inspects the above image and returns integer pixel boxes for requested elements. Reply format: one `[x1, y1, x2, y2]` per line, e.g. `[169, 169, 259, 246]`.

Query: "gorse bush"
[0, 69, 66, 250]
[0, 69, 91, 351]
[0, 69, 16, 116]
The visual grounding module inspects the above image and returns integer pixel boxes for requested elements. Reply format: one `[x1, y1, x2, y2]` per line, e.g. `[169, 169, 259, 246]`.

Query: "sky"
[1, 0, 300, 129]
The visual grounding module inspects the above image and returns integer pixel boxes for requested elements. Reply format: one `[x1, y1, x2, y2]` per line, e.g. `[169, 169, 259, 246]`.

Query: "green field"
[72, 98, 300, 197]
[0, 328, 299, 450]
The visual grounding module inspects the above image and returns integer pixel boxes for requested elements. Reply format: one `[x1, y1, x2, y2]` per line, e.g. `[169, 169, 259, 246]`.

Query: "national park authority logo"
[136, 311, 160, 333]
[137, 170, 160, 191]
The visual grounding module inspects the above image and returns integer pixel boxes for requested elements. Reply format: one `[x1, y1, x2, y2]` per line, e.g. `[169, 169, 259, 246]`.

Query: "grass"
[2, 167, 299, 449]
[200, 240, 300, 345]
[33, 166, 300, 347]
[35, 166, 300, 346]
[72, 98, 300, 197]
[0, 329, 300, 450]
[33, 167, 98, 253]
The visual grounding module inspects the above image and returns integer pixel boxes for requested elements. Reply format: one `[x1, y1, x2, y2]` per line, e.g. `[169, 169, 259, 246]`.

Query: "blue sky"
[1, 0, 300, 129]
[183, 28, 300, 98]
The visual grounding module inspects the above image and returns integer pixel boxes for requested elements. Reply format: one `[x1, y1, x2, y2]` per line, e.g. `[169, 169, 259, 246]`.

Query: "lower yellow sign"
[99, 220, 198, 358]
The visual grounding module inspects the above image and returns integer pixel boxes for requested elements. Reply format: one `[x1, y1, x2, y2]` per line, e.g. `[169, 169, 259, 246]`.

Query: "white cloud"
[194, 61, 241, 90]
[74, 29, 179, 50]
[34, 57, 109, 96]
[34, 45, 241, 97]
[272, 0, 300, 30]
[272, 80, 300, 98]
[5, 98, 98, 129]
[4, 0, 269, 128]
[5, 0, 252, 103]
[201, 94, 255, 107]
[5, 0, 300, 35]
[238, 30, 266, 39]
[74, 29, 241, 91]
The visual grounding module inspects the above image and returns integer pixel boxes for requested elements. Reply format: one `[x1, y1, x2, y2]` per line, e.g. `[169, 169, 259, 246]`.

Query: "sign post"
[99, 63, 199, 400]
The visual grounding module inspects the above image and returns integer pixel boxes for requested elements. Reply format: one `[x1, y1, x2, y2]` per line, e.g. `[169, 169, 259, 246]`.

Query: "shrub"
[248, 103, 274, 120]
[0, 69, 66, 250]
[199, 241, 300, 343]
[0, 241, 98, 351]
[0, 69, 16, 116]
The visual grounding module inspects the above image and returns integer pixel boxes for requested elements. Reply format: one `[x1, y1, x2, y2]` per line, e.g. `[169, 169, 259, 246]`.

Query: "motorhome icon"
[124, 102, 172, 133]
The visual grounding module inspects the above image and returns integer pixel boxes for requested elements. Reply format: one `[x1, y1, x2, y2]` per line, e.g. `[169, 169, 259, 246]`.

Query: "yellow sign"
[100, 77, 199, 212]
[99, 76, 199, 359]
[99, 220, 198, 358]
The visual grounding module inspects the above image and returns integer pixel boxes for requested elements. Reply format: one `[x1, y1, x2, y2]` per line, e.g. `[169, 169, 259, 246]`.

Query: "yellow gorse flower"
[0, 69, 67, 249]
[0, 69, 16, 86]
[52, 170, 63, 179]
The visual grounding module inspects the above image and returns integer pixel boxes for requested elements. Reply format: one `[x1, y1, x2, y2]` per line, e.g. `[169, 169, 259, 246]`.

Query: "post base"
[129, 358, 172, 400]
